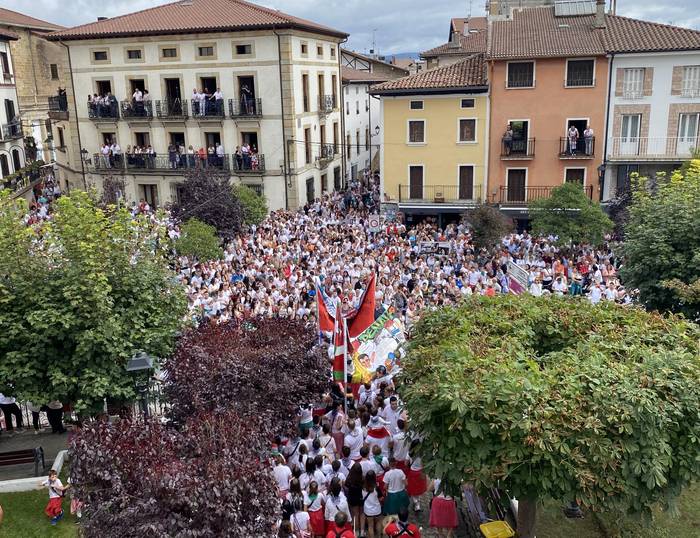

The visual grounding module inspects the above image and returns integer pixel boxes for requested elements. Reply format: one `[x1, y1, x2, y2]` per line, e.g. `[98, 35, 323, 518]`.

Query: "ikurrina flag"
[332, 312, 347, 383]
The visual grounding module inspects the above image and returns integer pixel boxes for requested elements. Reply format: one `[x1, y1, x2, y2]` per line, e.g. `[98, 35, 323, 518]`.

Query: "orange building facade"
[487, 56, 608, 205]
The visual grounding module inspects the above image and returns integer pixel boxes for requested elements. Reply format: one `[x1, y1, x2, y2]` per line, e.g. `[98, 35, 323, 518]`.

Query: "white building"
[48, 0, 347, 210]
[603, 49, 700, 200]
[0, 29, 25, 185]
[341, 67, 385, 181]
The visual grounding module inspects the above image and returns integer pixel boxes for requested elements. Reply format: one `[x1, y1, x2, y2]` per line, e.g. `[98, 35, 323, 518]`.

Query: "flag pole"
[315, 283, 321, 344]
[343, 316, 349, 415]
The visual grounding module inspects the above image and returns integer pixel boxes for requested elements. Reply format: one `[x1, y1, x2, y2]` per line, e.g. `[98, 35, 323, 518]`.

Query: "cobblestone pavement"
[377, 491, 471, 538]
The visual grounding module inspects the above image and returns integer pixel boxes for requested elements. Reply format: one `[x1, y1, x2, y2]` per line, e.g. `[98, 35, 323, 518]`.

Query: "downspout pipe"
[602, 52, 614, 201]
[274, 28, 289, 210]
[59, 40, 87, 190]
[338, 37, 348, 188]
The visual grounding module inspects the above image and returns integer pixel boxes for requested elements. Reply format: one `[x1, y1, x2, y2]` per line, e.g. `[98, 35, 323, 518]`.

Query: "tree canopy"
[401, 295, 700, 536]
[233, 184, 268, 227]
[530, 183, 613, 244]
[464, 204, 513, 250]
[172, 167, 244, 238]
[620, 162, 700, 320]
[0, 191, 186, 412]
[174, 218, 222, 262]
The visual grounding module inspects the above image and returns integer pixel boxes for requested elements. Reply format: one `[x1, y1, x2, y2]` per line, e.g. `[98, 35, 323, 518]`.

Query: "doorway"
[620, 114, 641, 155]
[458, 165, 474, 199]
[409, 165, 423, 199]
[241, 131, 258, 151]
[506, 169, 527, 202]
[567, 118, 588, 154]
[306, 177, 315, 204]
[199, 76, 217, 94]
[139, 184, 159, 207]
[204, 132, 221, 148]
[509, 120, 529, 155]
[169, 132, 185, 147]
[4, 99, 15, 124]
[95, 80, 112, 96]
[11, 149, 21, 172]
[677, 113, 699, 155]
[130, 79, 146, 95]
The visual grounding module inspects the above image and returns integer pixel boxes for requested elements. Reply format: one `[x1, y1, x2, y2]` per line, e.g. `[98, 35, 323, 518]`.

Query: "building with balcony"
[0, 8, 83, 191]
[48, 0, 347, 210]
[341, 67, 386, 183]
[371, 54, 489, 226]
[487, 3, 608, 226]
[0, 28, 25, 185]
[601, 25, 700, 200]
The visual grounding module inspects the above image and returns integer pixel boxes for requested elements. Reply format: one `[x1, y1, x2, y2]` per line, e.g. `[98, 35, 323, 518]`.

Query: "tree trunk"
[516, 497, 537, 538]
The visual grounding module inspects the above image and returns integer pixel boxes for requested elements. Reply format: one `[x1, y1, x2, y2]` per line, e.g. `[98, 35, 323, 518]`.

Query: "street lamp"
[126, 351, 156, 418]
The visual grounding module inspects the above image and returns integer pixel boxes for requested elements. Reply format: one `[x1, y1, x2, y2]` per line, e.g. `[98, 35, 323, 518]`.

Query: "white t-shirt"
[290, 511, 310, 532]
[362, 488, 382, 516]
[304, 491, 323, 511]
[43, 478, 64, 498]
[383, 468, 406, 493]
[323, 492, 351, 522]
[392, 432, 409, 462]
[273, 464, 292, 491]
[343, 428, 363, 459]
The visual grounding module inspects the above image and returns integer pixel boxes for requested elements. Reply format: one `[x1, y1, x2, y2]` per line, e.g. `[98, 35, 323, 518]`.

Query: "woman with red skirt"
[429, 478, 459, 537]
[406, 440, 427, 512]
[304, 481, 325, 537]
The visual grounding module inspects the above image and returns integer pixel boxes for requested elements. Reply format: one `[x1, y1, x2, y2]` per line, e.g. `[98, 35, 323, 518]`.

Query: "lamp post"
[126, 351, 155, 418]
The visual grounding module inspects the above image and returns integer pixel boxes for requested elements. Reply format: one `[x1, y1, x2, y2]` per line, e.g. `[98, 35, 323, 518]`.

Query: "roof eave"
[47, 22, 348, 42]
[370, 85, 488, 96]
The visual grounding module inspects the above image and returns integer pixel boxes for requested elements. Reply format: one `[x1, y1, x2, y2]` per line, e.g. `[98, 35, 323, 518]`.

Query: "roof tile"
[0, 8, 63, 31]
[371, 54, 487, 93]
[422, 17, 487, 58]
[48, 0, 346, 41]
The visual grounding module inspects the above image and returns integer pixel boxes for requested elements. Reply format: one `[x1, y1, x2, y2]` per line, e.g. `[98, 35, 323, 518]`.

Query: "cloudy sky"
[5, 0, 700, 55]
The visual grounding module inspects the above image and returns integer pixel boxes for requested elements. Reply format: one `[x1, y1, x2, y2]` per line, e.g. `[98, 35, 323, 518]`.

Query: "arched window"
[0, 155, 9, 178]
[11, 149, 21, 172]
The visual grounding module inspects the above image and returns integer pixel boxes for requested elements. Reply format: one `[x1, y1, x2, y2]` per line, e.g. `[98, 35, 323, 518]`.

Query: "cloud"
[3, 0, 699, 55]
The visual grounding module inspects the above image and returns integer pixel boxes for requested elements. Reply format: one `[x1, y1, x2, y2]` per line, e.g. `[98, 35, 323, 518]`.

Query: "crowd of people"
[177, 178, 630, 329]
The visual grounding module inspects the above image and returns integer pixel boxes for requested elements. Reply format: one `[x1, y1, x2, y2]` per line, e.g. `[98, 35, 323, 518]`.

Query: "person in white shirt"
[323, 477, 352, 528]
[529, 279, 543, 297]
[284, 435, 303, 470]
[288, 498, 310, 536]
[589, 284, 603, 305]
[343, 419, 363, 461]
[0, 393, 23, 433]
[382, 458, 409, 515]
[213, 87, 224, 115]
[304, 480, 325, 535]
[273, 455, 292, 498]
[362, 470, 384, 537]
[40, 469, 68, 525]
[318, 423, 337, 461]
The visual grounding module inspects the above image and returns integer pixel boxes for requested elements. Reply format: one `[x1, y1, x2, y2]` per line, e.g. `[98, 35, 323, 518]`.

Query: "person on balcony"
[133, 88, 144, 116]
[111, 141, 122, 167]
[187, 145, 196, 168]
[234, 146, 243, 170]
[241, 84, 253, 115]
[192, 89, 202, 117]
[143, 90, 152, 116]
[568, 125, 579, 156]
[215, 143, 225, 167]
[241, 143, 251, 169]
[212, 87, 224, 116]
[502, 124, 513, 156]
[200, 88, 210, 116]
[100, 143, 111, 168]
[584, 125, 594, 156]
[168, 143, 178, 169]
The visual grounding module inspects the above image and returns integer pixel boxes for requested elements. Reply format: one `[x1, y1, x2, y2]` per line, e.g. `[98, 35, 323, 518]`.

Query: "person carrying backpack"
[383, 507, 421, 537]
[325, 511, 355, 538]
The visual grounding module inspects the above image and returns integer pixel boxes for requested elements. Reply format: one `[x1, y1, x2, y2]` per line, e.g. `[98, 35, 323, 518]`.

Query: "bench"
[0, 447, 45, 476]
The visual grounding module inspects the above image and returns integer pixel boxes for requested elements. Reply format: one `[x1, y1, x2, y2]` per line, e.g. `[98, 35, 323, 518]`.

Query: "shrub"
[233, 184, 268, 226]
[174, 218, 222, 261]
[464, 204, 513, 250]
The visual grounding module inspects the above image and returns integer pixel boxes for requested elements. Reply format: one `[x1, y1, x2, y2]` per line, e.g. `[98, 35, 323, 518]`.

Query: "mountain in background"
[385, 52, 420, 59]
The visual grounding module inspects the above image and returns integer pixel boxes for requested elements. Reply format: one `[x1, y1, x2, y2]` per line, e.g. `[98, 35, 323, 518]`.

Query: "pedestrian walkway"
[0, 430, 68, 480]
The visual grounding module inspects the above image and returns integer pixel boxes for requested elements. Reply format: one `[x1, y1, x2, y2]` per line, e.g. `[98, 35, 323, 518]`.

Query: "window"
[461, 98, 474, 108]
[304, 127, 312, 165]
[302, 74, 309, 112]
[565, 168, 585, 184]
[57, 126, 65, 148]
[365, 127, 370, 150]
[682, 66, 700, 97]
[507, 61, 534, 88]
[458, 165, 474, 200]
[0, 155, 8, 177]
[622, 68, 644, 98]
[355, 101, 359, 115]
[506, 169, 527, 202]
[134, 132, 150, 147]
[0, 52, 8, 75]
[93, 50, 108, 61]
[458, 119, 476, 143]
[332, 74, 338, 107]
[334, 166, 341, 190]
[301, 43, 308, 55]
[356, 129, 360, 153]
[317, 46, 323, 57]
[235, 44, 252, 55]
[321, 173, 327, 192]
[346, 102, 349, 115]
[139, 184, 159, 207]
[347, 134, 352, 157]
[409, 100, 424, 110]
[330, 47, 336, 58]
[408, 120, 425, 144]
[161, 48, 177, 58]
[198, 46, 214, 57]
[126, 49, 142, 60]
[306, 177, 315, 203]
[46, 63, 59, 80]
[677, 113, 699, 155]
[409, 166, 423, 199]
[566, 59, 595, 87]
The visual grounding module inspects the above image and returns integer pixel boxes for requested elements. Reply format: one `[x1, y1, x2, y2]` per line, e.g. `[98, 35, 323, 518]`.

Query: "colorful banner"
[349, 309, 406, 384]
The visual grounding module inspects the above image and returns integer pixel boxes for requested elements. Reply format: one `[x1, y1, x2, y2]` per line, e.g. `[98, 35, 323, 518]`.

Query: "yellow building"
[371, 54, 489, 224]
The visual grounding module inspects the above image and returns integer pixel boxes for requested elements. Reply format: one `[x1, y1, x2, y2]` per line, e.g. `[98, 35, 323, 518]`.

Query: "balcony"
[48, 95, 68, 113]
[559, 137, 595, 159]
[1, 122, 23, 140]
[88, 102, 119, 121]
[680, 87, 700, 98]
[232, 153, 265, 174]
[318, 95, 336, 114]
[120, 100, 153, 120]
[501, 138, 535, 159]
[92, 153, 231, 173]
[498, 184, 593, 205]
[609, 137, 699, 161]
[398, 184, 482, 205]
[229, 97, 262, 118]
[315, 144, 336, 167]
[155, 99, 188, 120]
[190, 99, 225, 120]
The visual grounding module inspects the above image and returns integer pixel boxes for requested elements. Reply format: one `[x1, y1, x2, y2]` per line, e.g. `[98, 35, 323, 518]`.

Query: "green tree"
[175, 218, 222, 261]
[233, 184, 268, 226]
[530, 183, 612, 244]
[401, 295, 700, 538]
[0, 191, 186, 412]
[464, 204, 513, 250]
[620, 161, 700, 320]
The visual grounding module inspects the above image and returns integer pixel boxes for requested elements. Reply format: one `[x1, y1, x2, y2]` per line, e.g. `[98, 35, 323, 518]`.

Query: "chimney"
[449, 30, 461, 49]
[594, 0, 606, 29]
[463, 18, 470, 36]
